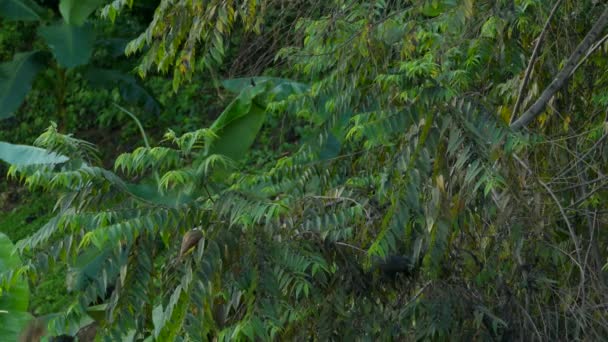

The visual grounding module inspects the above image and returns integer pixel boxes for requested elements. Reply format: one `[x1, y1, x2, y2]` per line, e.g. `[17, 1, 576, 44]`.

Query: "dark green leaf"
[66, 246, 113, 292]
[59, 0, 104, 26]
[319, 133, 341, 161]
[96, 38, 130, 57]
[0, 0, 45, 21]
[39, 23, 95, 68]
[0, 51, 47, 120]
[84, 67, 161, 114]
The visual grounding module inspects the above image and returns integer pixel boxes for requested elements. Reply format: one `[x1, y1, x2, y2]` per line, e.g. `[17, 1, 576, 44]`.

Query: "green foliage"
[0, 0, 160, 129]
[59, 0, 105, 26]
[107, 0, 264, 90]
[207, 84, 268, 161]
[0, 232, 32, 341]
[0, 0, 46, 21]
[206, 78, 308, 162]
[38, 23, 95, 68]
[3, 0, 608, 340]
[84, 68, 160, 114]
[0, 51, 47, 119]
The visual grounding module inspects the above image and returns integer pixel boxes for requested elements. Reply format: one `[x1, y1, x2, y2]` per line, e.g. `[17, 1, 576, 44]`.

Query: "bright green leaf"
[0, 233, 32, 341]
[207, 84, 268, 161]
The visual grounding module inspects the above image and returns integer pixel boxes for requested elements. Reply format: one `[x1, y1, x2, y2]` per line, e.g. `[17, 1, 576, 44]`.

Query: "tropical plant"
[0, 233, 32, 341]
[2, 0, 608, 340]
[0, 0, 158, 122]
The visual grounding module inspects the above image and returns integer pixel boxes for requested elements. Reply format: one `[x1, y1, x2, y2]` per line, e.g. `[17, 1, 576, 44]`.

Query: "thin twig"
[334, 241, 367, 253]
[569, 31, 608, 77]
[402, 281, 432, 308]
[513, 154, 585, 289]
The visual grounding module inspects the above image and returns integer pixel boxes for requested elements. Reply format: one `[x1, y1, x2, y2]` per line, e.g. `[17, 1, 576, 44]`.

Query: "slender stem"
[113, 103, 160, 185]
[55, 67, 68, 130]
[113, 103, 151, 149]
[512, 154, 584, 292]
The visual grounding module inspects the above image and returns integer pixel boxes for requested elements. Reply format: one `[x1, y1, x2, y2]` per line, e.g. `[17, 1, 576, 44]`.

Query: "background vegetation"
[1, 0, 607, 340]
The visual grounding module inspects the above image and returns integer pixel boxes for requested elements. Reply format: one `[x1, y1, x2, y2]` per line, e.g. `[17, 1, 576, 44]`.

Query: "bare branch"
[510, 0, 563, 125]
[511, 5, 608, 129]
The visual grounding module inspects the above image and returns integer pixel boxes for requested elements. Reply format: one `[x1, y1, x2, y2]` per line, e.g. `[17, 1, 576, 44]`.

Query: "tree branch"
[510, 0, 563, 125]
[510, 5, 608, 130]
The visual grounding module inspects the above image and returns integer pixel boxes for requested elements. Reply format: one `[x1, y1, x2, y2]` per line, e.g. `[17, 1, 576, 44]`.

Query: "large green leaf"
[0, 51, 47, 120]
[59, 0, 104, 26]
[0, 233, 32, 341]
[0, 141, 69, 166]
[205, 78, 310, 163]
[39, 23, 95, 69]
[0, 0, 45, 21]
[84, 67, 161, 114]
[207, 78, 309, 162]
[207, 84, 268, 161]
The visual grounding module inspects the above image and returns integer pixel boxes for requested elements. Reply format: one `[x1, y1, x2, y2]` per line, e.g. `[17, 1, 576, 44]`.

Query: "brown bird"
[179, 229, 203, 260]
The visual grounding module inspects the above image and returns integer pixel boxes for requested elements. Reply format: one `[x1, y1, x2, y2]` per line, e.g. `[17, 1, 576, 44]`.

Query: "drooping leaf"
[0, 233, 32, 341]
[207, 78, 309, 162]
[38, 23, 95, 69]
[0, 51, 47, 120]
[59, 0, 104, 26]
[84, 67, 161, 115]
[207, 83, 268, 161]
[0, 141, 69, 166]
[0, 0, 45, 21]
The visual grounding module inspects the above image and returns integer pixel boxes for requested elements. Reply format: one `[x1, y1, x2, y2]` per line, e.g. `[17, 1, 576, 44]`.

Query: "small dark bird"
[250, 78, 256, 87]
[372, 255, 413, 278]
